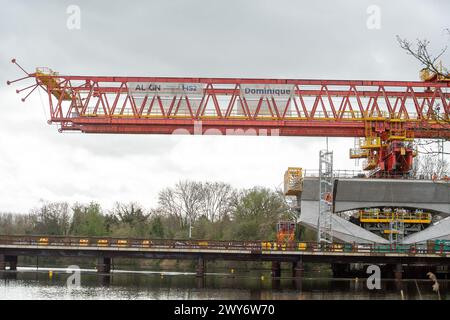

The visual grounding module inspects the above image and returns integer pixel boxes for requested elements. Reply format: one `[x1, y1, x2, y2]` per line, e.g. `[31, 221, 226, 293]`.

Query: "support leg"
[292, 259, 304, 278]
[196, 257, 205, 277]
[6, 255, 17, 271]
[332, 263, 348, 278]
[97, 257, 111, 273]
[394, 263, 403, 281]
[271, 261, 281, 278]
[0, 254, 5, 271]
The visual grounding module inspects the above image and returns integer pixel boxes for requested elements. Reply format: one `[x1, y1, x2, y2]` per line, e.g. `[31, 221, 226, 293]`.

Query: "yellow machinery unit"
[359, 208, 432, 224]
[420, 67, 450, 82]
[284, 167, 303, 196]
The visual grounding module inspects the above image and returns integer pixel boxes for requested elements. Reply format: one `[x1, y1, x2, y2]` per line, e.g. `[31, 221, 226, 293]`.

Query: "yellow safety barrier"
[261, 242, 272, 250]
[38, 238, 49, 246]
[79, 239, 89, 246]
[331, 244, 344, 252]
[117, 240, 128, 247]
[97, 239, 108, 247]
[142, 240, 151, 247]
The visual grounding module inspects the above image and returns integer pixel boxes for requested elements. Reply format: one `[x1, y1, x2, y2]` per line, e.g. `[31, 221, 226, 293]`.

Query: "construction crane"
[7, 59, 450, 177]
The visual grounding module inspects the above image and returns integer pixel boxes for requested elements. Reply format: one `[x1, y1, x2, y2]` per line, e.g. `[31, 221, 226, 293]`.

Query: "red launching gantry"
[7, 59, 450, 177]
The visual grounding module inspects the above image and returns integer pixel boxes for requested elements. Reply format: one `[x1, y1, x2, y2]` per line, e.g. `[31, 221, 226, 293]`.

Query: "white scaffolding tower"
[317, 150, 334, 244]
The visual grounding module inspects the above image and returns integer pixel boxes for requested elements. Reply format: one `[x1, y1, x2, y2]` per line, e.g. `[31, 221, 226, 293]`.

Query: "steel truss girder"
[9, 71, 450, 137]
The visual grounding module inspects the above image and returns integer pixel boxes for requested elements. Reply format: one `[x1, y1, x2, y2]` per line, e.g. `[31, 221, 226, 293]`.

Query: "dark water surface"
[0, 267, 448, 300]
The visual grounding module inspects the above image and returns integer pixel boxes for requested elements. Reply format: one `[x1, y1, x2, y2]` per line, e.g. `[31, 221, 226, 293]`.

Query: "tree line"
[0, 181, 294, 241]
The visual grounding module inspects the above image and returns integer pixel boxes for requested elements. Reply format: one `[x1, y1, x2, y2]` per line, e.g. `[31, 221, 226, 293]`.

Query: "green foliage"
[0, 181, 295, 242]
[231, 187, 291, 240]
[70, 202, 106, 236]
[149, 216, 165, 238]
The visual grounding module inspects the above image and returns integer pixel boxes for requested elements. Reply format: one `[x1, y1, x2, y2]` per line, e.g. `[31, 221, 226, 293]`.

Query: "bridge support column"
[6, 255, 17, 271]
[331, 263, 349, 277]
[394, 263, 403, 281]
[0, 255, 17, 271]
[97, 257, 111, 273]
[292, 259, 304, 278]
[0, 254, 5, 270]
[196, 257, 205, 277]
[271, 261, 281, 278]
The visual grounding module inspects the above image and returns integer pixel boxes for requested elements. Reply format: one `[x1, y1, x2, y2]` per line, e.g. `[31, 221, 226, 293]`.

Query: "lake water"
[0, 267, 447, 300]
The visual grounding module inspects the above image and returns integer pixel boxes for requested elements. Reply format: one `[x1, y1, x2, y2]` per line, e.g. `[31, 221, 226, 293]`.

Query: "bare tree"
[397, 31, 450, 148]
[416, 154, 449, 179]
[415, 139, 450, 155]
[199, 182, 234, 222]
[158, 181, 203, 228]
[396, 31, 449, 79]
[30, 202, 71, 235]
[111, 202, 149, 225]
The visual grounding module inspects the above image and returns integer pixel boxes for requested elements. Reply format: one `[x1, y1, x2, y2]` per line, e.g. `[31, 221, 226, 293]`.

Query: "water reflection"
[0, 268, 448, 300]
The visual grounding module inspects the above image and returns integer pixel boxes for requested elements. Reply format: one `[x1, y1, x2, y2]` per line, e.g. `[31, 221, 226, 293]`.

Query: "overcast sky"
[0, 0, 449, 213]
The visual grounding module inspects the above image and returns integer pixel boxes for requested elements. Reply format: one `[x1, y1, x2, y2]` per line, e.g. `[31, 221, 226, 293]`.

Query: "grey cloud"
[0, 0, 448, 212]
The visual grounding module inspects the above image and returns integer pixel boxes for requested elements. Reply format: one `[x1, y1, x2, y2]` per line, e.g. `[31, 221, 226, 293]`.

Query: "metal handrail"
[0, 235, 449, 255]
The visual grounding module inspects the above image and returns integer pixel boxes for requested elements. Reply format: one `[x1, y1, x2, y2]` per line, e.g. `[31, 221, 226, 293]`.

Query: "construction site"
[4, 58, 449, 279]
[5, 0, 450, 310]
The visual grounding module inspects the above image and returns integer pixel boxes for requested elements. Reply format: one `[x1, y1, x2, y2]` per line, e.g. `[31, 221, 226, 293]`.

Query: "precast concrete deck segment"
[333, 178, 450, 215]
[298, 177, 450, 244]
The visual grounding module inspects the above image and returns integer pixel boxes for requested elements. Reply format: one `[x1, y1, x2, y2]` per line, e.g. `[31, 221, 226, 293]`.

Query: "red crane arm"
[7, 61, 450, 138]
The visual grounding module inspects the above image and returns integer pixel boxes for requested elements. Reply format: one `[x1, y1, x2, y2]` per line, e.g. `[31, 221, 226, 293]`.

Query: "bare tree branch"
[396, 35, 449, 78]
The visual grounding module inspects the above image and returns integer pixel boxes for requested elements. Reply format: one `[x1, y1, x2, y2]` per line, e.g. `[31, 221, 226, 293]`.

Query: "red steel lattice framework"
[7, 59, 450, 175]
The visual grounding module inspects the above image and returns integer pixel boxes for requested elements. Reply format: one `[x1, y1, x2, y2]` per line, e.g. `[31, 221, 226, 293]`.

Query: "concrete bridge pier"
[271, 261, 281, 278]
[196, 257, 206, 277]
[0, 254, 18, 271]
[196, 276, 205, 288]
[7, 255, 17, 271]
[331, 263, 349, 277]
[97, 256, 112, 273]
[0, 254, 5, 270]
[292, 258, 304, 278]
[99, 274, 111, 286]
[394, 263, 403, 281]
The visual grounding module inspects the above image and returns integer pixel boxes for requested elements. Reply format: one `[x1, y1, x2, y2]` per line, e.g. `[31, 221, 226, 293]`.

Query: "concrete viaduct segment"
[298, 177, 450, 244]
[332, 178, 450, 216]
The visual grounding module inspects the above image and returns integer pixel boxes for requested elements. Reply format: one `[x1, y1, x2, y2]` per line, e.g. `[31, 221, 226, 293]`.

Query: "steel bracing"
[8, 61, 450, 138]
[7, 59, 450, 176]
[318, 150, 334, 244]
